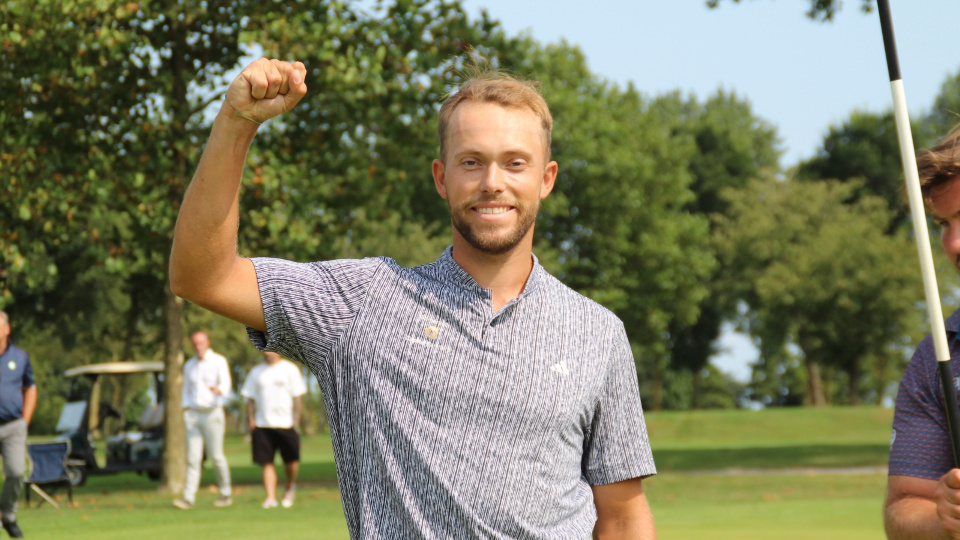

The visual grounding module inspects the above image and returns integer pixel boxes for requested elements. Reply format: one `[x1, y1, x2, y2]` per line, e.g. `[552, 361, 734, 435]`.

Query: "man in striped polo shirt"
[171, 58, 656, 538]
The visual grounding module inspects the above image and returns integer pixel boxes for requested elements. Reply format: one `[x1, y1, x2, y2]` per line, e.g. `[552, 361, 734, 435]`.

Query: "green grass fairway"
[18, 406, 895, 539]
[647, 406, 894, 471]
[648, 472, 886, 540]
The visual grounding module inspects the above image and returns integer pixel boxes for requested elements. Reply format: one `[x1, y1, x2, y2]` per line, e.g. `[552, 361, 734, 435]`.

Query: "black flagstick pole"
[877, 0, 960, 467]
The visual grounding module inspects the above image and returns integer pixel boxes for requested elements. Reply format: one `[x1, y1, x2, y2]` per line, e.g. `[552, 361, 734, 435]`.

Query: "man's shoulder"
[254, 255, 393, 279]
[279, 359, 302, 372]
[536, 270, 623, 327]
[4, 344, 30, 362]
[207, 349, 230, 363]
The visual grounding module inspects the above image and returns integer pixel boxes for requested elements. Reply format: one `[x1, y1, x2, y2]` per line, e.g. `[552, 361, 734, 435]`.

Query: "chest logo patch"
[424, 326, 440, 340]
[7, 361, 15, 371]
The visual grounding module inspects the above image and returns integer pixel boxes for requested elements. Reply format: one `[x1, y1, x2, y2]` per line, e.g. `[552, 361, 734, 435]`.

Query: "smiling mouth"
[475, 207, 512, 215]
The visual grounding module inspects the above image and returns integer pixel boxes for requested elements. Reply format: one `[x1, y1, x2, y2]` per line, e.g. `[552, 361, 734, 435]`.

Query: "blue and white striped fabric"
[247, 247, 655, 539]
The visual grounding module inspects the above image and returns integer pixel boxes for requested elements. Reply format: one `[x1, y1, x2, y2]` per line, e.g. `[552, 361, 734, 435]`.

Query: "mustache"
[456, 195, 521, 209]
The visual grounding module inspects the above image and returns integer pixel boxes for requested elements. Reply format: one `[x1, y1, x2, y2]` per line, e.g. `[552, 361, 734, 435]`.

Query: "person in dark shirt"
[0, 311, 36, 538]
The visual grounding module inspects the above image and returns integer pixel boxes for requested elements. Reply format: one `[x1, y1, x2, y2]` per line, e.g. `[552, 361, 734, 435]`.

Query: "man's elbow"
[168, 261, 209, 304]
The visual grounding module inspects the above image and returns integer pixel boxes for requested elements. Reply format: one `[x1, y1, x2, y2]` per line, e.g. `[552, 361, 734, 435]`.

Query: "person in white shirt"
[173, 330, 233, 509]
[241, 352, 307, 509]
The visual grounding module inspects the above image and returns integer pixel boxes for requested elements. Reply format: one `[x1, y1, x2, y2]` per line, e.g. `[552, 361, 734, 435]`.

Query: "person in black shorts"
[241, 352, 307, 509]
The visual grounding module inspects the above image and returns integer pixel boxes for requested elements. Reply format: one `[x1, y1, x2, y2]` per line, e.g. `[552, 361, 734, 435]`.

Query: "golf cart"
[55, 361, 165, 486]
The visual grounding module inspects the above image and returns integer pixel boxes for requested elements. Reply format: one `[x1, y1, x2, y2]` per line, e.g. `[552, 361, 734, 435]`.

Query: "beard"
[448, 196, 540, 255]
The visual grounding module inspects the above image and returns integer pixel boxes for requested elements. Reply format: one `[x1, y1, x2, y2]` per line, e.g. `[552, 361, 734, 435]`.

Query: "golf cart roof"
[64, 362, 164, 378]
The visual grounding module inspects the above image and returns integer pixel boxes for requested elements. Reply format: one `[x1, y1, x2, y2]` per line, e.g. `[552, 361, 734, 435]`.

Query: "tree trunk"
[847, 359, 861, 406]
[107, 285, 141, 436]
[806, 360, 826, 407]
[159, 274, 185, 495]
[691, 368, 702, 410]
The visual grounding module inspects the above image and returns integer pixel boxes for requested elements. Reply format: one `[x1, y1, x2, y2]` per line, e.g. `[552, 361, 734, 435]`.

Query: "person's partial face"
[0, 317, 9, 345]
[264, 352, 282, 364]
[930, 176, 960, 274]
[432, 102, 557, 256]
[191, 332, 210, 359]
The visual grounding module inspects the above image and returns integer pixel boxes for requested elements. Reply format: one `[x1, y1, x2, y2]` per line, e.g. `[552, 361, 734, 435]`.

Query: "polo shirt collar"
[435, 246, 543, 298]
[947, 307, 960, 337]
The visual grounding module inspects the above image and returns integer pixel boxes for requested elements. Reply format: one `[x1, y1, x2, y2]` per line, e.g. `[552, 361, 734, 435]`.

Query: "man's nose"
[479, 164, 505, 193]
[944, 225, 960, 254]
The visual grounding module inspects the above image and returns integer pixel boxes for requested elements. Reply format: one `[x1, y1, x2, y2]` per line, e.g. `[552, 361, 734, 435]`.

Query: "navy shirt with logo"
[0, 343, 35, 423]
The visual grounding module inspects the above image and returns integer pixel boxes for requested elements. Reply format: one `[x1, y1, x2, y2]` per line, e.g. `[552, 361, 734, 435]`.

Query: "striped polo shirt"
[248, 247, 655, 539]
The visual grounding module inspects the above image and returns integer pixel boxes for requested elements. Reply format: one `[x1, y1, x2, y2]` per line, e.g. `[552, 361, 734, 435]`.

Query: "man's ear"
[432, 159, 448, 199]
[540, 160, 558, 200]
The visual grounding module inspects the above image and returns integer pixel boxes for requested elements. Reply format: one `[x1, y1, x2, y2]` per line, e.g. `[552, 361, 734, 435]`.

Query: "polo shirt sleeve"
[889, 335, 956, 480]
[582, 321, 657, 486]
[246, 256, 384, 368]
[22, 355, 34, 389]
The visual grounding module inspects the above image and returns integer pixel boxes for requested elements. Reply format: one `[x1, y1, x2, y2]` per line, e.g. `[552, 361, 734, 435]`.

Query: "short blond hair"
[437, 70, 553, 162]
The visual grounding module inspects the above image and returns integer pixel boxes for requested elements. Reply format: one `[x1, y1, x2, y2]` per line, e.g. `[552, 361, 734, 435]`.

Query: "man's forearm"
[169, 103, 258, 302]
[886, 496, 953, 539]
[293, 396, 302, 429]
[593, 491, 656, 540]
[246, 399, 256, 430]
[22, 385, 37, 426]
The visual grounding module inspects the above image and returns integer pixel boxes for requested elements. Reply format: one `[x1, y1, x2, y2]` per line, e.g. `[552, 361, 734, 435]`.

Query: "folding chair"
[24, 442, 73, 509]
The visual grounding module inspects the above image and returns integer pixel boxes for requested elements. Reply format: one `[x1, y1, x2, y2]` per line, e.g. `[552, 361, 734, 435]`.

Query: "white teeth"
[477, 207, 509, 214]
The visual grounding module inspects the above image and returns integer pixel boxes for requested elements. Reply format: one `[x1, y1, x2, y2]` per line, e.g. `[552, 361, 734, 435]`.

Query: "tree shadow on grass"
[652, 444, 890, 472]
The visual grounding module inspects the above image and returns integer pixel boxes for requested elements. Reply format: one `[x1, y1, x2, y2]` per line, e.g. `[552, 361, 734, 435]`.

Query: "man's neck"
[450, 236, 535, 312]
[0, 338, 7, 357]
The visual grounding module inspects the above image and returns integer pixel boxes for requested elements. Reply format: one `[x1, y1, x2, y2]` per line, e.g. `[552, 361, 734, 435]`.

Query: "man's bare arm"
[246, 399, 257, 431]
[22, 385, 36, 426]
[885, 473, 960, 539]
[169, 58, 307, 331]
[592, 477, 655, 539]
[293, 395, 303, 431]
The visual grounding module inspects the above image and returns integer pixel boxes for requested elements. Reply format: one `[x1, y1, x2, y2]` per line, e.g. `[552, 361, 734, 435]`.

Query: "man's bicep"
[189, 257, 266, 331]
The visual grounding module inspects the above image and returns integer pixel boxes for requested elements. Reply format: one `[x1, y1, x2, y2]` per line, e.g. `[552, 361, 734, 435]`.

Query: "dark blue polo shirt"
[0, 343, 35, 423]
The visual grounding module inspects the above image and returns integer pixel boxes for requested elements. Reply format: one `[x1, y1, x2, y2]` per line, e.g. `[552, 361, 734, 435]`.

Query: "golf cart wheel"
[66, 464, 86, 487]
[146, 469, 161, 481]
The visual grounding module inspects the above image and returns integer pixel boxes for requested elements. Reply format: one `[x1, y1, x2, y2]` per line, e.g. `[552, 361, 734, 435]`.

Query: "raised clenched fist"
[224, 58, 308, 124]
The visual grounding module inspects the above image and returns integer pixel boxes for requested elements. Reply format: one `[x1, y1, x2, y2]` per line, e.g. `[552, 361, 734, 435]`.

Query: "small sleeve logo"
[424, 326, 440, 340]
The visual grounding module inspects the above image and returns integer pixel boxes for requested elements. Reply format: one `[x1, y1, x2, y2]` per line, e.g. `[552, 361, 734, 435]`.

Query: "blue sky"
[462, 0, 960, 381]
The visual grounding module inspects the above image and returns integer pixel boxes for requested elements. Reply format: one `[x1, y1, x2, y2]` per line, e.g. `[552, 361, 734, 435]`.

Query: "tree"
[2, 0, 515, 492]
[921, 69, 960, 149]
[715, 179, 923, 405]
[705, 0, 874, 21]
[652, 90, 780, 408]
[796, 110, 923, 232]
[509, 41, 715, 409]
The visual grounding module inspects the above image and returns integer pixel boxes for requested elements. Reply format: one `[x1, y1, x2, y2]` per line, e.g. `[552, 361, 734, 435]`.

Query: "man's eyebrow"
[453, 147, 535, 159]
[931, 209, 960, 221]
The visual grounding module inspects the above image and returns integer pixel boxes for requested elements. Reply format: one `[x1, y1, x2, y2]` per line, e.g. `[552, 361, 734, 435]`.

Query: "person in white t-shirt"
[241, 352, 307, 509]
